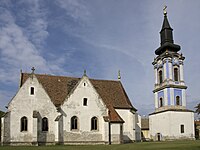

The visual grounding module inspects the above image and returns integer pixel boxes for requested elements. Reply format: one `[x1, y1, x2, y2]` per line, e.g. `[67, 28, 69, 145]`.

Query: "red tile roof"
[21, 73, 136, 122]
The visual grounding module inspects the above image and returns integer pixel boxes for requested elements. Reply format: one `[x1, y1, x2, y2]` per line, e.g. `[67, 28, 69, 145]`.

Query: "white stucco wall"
[116, 109, 140, 142]
[61, 76, 107, 143]
[135, 114, 141, 141]
[1, 117, 4, 144]
[149, 111, 195, 141]
[110, 123, 122, 144]
[7, 76, 58, 144]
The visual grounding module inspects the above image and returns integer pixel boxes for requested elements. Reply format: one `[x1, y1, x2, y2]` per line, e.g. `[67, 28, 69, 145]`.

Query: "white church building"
[149, 8, 195, 141]
[1, 70, 141, 145]
[1, 7, 196, 146]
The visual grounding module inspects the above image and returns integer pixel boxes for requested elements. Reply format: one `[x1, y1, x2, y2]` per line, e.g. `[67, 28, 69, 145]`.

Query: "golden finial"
[118, 70, 121, 80]
[163, 5, 167, 16]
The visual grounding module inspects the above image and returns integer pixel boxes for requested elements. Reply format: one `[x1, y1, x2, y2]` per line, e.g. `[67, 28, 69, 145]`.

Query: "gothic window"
[30, 87, 34, 95]
[71, 116, 78, 130]
[159, 97, 163, 107]
[21, 116, 28, 132]
[91, 117, 98, 130]
[174, 68, 179, 81]
[181, 124, 184, 133]
[158, 70, 163, 84]
[83, 98, 87, 106]
[176, 96, 180, 105]
[42, 117, 48, 131]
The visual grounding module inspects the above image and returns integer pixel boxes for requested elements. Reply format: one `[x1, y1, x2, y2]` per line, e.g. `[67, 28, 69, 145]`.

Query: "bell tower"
[152, 6, 187, 112]
[149, 6, 195, 141]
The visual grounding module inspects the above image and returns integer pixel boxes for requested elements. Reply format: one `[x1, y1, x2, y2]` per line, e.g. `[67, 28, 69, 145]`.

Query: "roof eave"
[155, 42, 181, 55]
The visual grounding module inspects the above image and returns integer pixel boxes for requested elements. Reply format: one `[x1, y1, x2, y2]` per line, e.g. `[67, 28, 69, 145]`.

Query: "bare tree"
[195, 103, 200, 114]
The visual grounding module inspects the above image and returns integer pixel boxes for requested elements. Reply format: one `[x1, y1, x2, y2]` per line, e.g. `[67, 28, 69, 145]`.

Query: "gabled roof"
[103, 106, 124, 123]
[20, 73, 136, 123]
[90, 79, 134, 109]
[21, 73, 80, 107]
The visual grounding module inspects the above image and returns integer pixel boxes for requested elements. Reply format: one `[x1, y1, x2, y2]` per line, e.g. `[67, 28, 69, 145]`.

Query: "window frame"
[173, 67, 179, 82]
[91, 117, 98, 131]
[180, 124, 184, 133]
[159, 97, 163, 107]
[42, 117, 49, 132]
[158, 70, 163, 84]
[83, 98, 88, 106]
[21, 116, 28, 132]
[30, 87, 35, 95]
[176, 96, 181, 106]
[71, 116, 78, 130]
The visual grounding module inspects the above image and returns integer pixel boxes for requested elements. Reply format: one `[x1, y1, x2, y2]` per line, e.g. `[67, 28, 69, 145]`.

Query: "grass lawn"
[1, 140, 200, 150]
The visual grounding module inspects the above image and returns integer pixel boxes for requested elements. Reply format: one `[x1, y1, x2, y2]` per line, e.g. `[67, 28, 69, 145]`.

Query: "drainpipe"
[108, 110, 111, 145]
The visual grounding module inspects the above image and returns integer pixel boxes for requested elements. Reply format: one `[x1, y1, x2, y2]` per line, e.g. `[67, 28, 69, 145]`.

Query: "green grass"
[1, 140, 200, 150]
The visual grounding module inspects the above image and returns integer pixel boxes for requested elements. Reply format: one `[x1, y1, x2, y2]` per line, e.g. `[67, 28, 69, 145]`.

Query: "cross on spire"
[163, 5, 167, 16]
[31, 67, 35, 74]
[84, 69, 87, 76]
[118, 70, 121, 80]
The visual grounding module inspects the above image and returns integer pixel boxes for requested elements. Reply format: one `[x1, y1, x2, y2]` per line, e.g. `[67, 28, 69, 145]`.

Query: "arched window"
[174, 68, 179, 81]
[159, 70, 163, 84]
[159, 97, 163, 107]
[42, 117, 48, 131]
[21, 116, 28, 132]
[91, 117, 98, 130]
[176, 96, 180, 105]
[71, 116, 78, 130]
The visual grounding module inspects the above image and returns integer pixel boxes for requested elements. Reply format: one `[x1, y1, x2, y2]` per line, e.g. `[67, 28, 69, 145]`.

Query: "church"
[1, 70, 141, 145]
[1, 7, 195, 145]
[149, 7, 195, 141]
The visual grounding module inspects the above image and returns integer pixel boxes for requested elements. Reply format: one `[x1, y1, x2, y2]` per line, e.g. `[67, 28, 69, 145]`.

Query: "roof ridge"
[22, 72, 80, 79]
[90, 78, 120, 82]
[22, 72, 119, 82]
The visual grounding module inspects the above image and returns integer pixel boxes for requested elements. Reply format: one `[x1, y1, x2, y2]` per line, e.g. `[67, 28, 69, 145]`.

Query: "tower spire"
[160, 5, 173, 45]
[155, 6, 180, 55]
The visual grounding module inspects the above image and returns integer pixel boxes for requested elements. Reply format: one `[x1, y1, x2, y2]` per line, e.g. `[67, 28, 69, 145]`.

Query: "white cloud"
[0, 12, 49, 76]
[55, 0, 90, 23]
[14, 0, 49, 49]
[0, 28, 48, 82]
[0, 1, 67, 84]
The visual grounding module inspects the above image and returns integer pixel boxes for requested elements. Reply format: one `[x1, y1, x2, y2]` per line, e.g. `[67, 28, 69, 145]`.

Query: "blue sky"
[0, 0, 200, 117]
